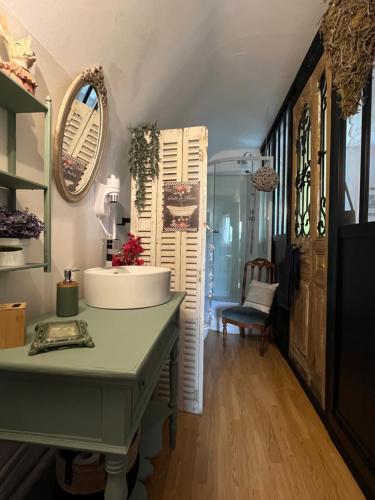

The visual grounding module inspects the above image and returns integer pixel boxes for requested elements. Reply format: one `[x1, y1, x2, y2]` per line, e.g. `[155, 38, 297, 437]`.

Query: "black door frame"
[326, 84, 375, 498]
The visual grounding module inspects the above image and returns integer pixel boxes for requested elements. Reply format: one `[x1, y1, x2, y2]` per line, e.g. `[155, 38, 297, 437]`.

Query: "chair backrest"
[241, 258, 275, 305]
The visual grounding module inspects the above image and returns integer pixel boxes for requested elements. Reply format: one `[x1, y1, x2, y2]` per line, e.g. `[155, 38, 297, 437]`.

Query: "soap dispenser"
[56, 269, 79, 317]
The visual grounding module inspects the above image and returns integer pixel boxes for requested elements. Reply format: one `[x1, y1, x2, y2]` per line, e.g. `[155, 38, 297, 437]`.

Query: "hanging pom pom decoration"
[251, 163, 279, 192]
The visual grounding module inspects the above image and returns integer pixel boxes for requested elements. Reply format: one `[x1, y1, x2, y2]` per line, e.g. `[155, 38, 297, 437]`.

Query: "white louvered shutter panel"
[179, 126, 207, 413]
[154, 128, 184, 400]
[130, 175, 158, 266]
[130, 126, 207, 414]
[156, 129, 183, 291]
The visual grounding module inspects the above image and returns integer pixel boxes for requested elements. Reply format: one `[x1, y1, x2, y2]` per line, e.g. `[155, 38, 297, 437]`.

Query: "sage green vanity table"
[0, 291, 185, 499]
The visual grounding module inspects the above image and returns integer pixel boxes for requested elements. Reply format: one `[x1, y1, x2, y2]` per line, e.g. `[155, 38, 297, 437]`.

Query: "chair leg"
[222, 321, 228, 346]
[240, 327, 245, 338]
[260, 326, 265, 356]
[269, 324, 274, 343]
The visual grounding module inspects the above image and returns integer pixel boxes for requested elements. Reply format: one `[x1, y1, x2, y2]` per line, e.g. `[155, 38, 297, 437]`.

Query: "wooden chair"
[222, 258, 276, 356]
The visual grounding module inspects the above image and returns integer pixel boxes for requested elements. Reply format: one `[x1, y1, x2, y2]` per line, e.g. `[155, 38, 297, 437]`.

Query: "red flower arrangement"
[112, 233, 145, 266]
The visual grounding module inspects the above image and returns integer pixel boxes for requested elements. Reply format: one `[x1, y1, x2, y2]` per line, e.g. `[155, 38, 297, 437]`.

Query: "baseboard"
[284, 354, 326, 423]
[326, 422, 374, 500]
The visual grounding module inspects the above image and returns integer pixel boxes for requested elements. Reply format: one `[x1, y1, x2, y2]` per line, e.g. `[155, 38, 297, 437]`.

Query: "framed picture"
[29, 320, 94, 356]
[163, 181, 200, 232]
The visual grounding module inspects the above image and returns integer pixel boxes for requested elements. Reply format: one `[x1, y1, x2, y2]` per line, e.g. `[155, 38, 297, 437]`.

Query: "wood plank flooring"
[147, 332, 364, 500]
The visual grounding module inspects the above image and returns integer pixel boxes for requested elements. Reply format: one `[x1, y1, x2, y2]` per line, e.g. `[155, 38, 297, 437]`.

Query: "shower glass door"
[212, 174, 250, 302]
[204, 159, 272, 333]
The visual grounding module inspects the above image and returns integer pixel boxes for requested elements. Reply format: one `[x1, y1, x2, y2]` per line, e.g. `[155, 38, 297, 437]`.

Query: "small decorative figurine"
[0, 14, 37, 94]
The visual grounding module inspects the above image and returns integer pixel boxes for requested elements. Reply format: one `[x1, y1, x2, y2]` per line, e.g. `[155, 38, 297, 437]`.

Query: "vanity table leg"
[169, 338, 179, 449]
[104, 454, 128, 500]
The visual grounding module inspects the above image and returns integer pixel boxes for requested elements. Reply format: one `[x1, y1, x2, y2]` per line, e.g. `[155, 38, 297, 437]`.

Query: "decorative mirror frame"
[53, 65, 108, 202]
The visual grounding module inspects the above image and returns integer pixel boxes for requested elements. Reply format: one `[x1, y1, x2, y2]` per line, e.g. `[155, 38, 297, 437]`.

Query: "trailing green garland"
[128, 122, 160, 212]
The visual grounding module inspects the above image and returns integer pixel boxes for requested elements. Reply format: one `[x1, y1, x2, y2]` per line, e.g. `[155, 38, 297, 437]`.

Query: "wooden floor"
[146, 332, 364, 500]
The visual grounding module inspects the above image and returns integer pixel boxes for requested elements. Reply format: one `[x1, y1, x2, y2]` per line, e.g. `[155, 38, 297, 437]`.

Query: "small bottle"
[56, 269, 79, 317]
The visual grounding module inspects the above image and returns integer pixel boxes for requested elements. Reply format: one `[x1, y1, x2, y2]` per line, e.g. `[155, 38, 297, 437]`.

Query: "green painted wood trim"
[104, 454, 129, 500]
[44, 97, 52, 272]
[0, 429, 130, 455]
[168, 338, 178, 449]
[0, 70, 47, 114]
[131, 324, 178, 429]
[0, 292, 186, 379]
[7, 111, 16, 211]
[0, 298, 183, 457]
[0, 171, 48, 190]
[0, 263, 46, 273]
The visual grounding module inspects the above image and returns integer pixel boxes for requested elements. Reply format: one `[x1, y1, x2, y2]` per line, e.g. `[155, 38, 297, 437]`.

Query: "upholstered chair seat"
[221, 307, 270, 327]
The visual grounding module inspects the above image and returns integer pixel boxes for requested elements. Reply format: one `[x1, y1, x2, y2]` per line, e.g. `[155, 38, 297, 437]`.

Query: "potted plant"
[128, 122, 160, 212]
[112, 233, 145, 266]
[0, 206, 45, 267]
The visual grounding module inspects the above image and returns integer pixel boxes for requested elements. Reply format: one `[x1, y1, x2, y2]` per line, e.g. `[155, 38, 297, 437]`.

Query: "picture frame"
[29, 320, 95, 356]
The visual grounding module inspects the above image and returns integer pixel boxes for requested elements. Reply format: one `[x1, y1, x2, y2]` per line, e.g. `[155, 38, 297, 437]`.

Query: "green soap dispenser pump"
[56, 269, 80, 317]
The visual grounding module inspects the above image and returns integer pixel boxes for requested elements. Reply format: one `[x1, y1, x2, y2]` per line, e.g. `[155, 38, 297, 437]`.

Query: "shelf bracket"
[7, 111, 16, 211]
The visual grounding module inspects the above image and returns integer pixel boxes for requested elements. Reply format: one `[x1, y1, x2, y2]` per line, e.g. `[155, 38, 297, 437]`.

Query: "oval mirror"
[54, 66, 108, 202]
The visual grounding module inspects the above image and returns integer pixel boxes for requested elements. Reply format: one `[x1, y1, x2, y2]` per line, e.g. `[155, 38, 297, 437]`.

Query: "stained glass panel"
[317, 73, 327, 236]
[295, 104, 311, 238]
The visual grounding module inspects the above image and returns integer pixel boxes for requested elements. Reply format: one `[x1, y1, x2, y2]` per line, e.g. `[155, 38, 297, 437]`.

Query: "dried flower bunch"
[112, 233, 145, 266]
[128, 122, 160, 212]
[320, 0, 375, 118]
[0, 206, 45, 239]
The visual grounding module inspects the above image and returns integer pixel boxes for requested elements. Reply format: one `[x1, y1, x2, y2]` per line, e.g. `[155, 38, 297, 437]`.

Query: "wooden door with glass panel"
[290, 57, 331, 407]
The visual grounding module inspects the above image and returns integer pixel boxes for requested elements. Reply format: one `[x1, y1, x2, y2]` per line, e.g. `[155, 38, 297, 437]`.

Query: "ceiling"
[2, 0, 326, 156]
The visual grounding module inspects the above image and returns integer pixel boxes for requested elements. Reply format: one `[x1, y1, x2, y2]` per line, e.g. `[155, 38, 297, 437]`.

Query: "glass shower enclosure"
[204, 156, 273, 334]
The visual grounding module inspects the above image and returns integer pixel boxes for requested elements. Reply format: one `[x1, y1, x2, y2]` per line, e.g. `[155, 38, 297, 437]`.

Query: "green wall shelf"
[0, 69, 52, 272]
[0, 171, 48, 190]
[0, 70, 47, 114]
[0, 263, 46, 273]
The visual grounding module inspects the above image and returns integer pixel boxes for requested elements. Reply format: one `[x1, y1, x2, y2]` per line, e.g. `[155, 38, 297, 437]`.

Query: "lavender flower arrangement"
[0, 206, 45, 239]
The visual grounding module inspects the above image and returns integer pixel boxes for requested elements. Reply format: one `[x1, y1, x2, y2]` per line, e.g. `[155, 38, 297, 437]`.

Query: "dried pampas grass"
[320, 0, 375, 118]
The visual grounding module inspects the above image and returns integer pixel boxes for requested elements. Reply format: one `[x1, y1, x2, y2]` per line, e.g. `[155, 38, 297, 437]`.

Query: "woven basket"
[56, 429, 140, 495]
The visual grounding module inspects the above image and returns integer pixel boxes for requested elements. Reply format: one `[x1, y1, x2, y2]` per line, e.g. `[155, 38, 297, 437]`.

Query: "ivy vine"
[128, 122, 160, 212]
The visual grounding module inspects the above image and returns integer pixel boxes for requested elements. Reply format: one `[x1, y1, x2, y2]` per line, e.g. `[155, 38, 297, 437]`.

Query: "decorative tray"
[29, 320, 95, 356]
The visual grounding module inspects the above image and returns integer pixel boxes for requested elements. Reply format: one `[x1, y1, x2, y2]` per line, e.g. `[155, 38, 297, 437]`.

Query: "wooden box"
[0, 303, 26, 349]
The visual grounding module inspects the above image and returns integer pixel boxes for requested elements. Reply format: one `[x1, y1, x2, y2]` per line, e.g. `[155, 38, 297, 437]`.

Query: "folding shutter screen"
[131, 126, 207, 414]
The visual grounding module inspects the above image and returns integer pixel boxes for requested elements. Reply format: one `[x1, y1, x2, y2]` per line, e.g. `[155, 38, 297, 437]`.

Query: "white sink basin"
[84, 266, 171, 309]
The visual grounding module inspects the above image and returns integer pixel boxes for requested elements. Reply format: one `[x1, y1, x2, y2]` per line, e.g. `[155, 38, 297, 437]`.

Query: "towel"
[277, 245, 300, 310]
